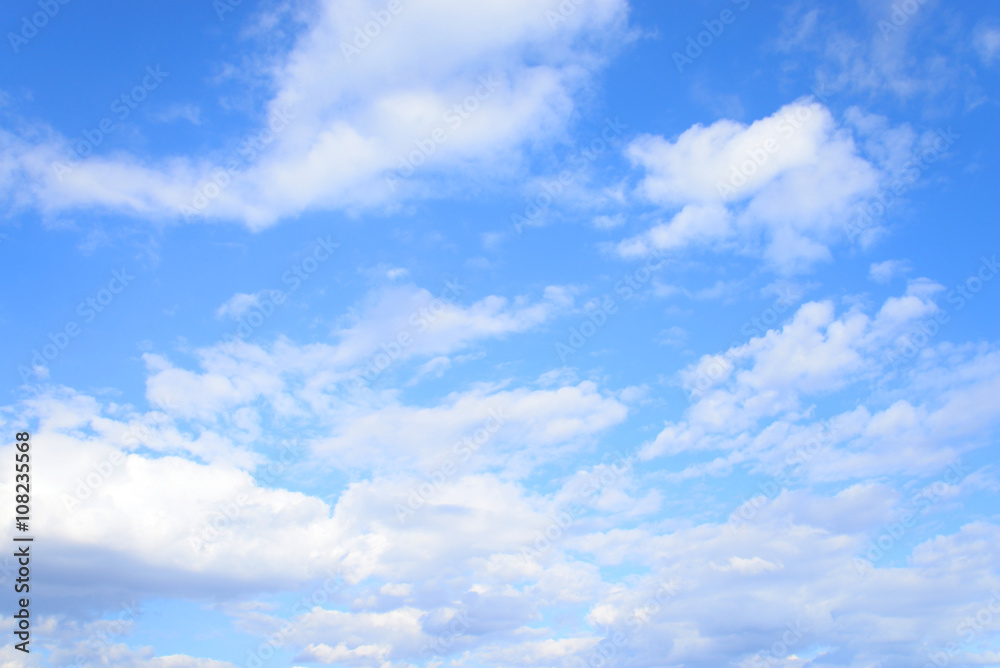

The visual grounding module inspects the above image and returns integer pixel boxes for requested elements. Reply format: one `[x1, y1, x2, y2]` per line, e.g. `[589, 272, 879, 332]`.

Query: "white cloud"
[620, 100, 880, 271]
[152, 104, 202, 125]
[974, 23, 1000, 65]
[0, 0, 628, 227]
[385, 266, 408, 280]
[641, 281, 1000, 483]
[592, 213, 625, 229]
[869, 258, 911, 283]
[215, 290, 284, 320]
[331, 283, 574, 369]
[309, 379, 628, 470]
[145, 282, 573, 420]
[711, 555, 783, 575]
[776, 1, 970, 102]
[5, 367, 1000, 668]
[570, 513, 1000, 668]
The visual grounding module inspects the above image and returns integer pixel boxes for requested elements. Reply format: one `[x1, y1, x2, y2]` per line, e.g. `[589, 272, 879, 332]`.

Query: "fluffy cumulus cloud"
[619, 100, 881, 271]
[641, 279, 1000, 485]
[4, 273, 999, 668]
[0, 0, 628, 227]
[2, 2, 998, 666]
[0, 281, 629, 599]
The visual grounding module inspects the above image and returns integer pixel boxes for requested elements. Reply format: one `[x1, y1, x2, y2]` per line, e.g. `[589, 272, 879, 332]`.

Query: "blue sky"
[1, 0, 1000, 666]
